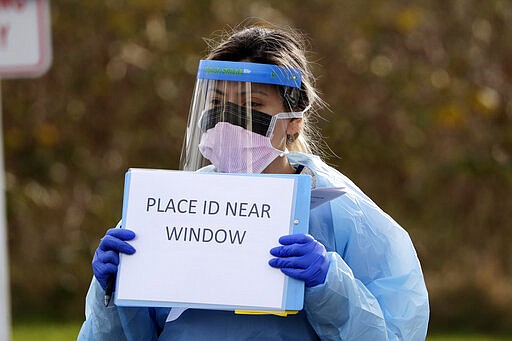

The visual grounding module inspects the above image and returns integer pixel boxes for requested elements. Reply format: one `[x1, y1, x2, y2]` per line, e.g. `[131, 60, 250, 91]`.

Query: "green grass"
[12, 321, 81, 341]
[427, 336, 512, 341]
[10, 321, 512, 341]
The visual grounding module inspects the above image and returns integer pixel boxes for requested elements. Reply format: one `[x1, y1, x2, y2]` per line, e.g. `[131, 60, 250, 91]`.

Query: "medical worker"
[78, 24, 430, 340]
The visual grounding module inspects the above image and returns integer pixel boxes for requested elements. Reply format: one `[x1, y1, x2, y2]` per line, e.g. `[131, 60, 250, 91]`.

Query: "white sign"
[0, 0, 52, 78]
[115, 169, 311, 311]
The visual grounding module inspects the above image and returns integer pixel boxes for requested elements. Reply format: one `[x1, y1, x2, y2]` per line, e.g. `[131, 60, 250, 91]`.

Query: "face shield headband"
[197, 59, 302, 89]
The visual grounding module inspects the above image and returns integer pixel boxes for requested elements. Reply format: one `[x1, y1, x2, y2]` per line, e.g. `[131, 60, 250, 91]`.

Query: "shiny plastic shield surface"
[180, 60, 303, 173]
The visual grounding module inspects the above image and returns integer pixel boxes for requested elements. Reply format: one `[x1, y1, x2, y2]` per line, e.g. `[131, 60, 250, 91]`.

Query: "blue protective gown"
[78, 152, 429, 340]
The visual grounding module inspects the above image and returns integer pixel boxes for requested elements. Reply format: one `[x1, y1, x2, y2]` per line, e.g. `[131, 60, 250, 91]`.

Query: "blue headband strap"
[197, 60, 302, 88]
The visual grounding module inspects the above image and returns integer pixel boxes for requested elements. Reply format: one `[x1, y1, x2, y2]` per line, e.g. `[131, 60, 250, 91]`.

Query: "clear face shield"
[180, 60, 304, 173]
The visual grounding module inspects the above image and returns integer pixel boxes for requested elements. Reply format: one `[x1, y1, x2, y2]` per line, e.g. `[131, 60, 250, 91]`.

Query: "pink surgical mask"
[198, 122, 285, 173]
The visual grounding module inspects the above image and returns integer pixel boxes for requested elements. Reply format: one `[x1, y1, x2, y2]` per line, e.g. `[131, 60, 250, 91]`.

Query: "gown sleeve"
[77, 277, 159, 341]
[303, 192, 430, 341]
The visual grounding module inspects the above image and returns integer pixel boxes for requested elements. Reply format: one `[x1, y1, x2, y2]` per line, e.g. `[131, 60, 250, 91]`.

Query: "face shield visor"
[180, 60, 304, 173]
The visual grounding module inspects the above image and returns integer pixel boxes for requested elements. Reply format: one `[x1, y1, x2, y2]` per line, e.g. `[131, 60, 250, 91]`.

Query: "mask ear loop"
[265, 104, 311, 138]
[265, 112, 303, 138]
[264, 109, 308, 158]
[268, 86, 307, 139]
[276, 85, 308, 144]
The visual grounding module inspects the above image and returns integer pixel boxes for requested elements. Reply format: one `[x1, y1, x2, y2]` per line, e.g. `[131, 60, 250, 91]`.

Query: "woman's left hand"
[268, 233, 330, 287]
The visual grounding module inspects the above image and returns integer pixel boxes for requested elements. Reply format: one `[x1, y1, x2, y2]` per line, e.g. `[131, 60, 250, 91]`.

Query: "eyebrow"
[208, 88, 269, 96]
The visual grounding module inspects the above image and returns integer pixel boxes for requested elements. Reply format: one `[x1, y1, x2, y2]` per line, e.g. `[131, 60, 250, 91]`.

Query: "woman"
[78, 24, 429, 340]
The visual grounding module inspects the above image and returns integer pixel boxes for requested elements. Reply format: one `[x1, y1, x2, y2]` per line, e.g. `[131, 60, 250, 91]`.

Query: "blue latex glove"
[92, 228, 136, 290]
[268, 234, 330, 288]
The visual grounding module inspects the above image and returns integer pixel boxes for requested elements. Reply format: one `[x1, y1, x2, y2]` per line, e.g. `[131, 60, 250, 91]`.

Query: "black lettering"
[202, 228, 213, 242]
[166, 226, 183, 240]
[215, 229, 227, 243]
[226, 202, 236, 216]
[177, 199, 188, 213]
[261, 204, 271, 218]
[189, 227, 200, 241]
[229, 230, 247, 244]
[166, 226, 246, 245]
[146, 197, 156, 211]
[164, 199, 176, 213]
[189, 199, 198, 214]
[208, 201, 219, 215]
[248, 203, 259, 217]
[239, 202, 248, 217]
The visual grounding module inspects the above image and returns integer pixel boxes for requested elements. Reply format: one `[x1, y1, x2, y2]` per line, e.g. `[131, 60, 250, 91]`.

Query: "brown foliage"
[3, 0, 512, 331]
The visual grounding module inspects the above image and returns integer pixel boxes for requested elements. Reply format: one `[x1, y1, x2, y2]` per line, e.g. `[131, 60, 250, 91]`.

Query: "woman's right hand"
[92, 228, 136, 290]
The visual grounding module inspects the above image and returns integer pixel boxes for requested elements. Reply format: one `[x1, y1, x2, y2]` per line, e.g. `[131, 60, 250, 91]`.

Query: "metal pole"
[0, 81, 11, 341]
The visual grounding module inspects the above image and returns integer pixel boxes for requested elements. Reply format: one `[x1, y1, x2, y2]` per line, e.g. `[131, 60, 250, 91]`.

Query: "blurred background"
[2, 0, 512, 337]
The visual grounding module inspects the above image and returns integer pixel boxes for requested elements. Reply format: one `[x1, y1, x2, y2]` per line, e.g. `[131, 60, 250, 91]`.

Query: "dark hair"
[205, 24, 325, 155]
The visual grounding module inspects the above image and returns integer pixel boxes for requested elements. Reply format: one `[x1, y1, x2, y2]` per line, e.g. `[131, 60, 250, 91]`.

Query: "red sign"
[0, 0, 52, 78]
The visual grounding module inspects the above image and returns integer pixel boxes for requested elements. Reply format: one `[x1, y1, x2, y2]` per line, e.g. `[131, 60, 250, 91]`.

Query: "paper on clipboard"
[115, 169, 311, 312]
[310, 187, 346, 209]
